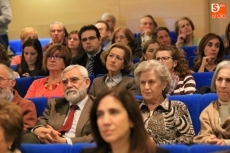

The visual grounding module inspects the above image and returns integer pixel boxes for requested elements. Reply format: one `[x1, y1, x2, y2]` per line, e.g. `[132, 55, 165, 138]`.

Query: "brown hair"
[193, 33, 225, 70]
[224, 22, 230, 48]
[0, 44, 10, 66]
[174, 17, 195, 35]
[0, 99, 23, 151]
[43, 44, 72, 71]
[141, 39, 159, 61]
[90, 87, 155, 153]
[153, 45, 191, 77]
[101, 43, 133, 74]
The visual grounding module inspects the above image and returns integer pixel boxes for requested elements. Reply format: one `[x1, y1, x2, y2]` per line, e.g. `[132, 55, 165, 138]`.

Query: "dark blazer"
[71, 50, 107, 77]
[80, 147, 169, 153]
[35, 96, 94, 143]
[88, 75, 140, 97]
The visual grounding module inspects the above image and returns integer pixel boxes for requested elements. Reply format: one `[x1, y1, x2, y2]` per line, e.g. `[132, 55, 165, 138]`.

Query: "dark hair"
[78, 25, 101, 40]
[101, 43, 134, 74]
[96, 20, 110, 31]
[140, 39, 159, 62]
[175, 17, 195, 35]
[68, 30, 85, 56]
[193, 33, 225, 70]
[154, 45, 191, 77]
[152, 27, 170, 40]
[17, 38, 43, 76]
[141, 15, 158, 28]
[43, 44, 72, 71]
[0, 99, 23, 151]
[224, 22, 230, 48]
[0, 44, 10, 66]
[90, 87, 155, 153]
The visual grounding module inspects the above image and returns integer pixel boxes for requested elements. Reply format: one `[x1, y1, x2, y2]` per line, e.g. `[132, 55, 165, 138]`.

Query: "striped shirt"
[172, 75, 196, 95]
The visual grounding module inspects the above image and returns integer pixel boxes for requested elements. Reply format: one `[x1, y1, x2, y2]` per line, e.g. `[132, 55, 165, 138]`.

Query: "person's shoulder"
[156, 147, 170, 153]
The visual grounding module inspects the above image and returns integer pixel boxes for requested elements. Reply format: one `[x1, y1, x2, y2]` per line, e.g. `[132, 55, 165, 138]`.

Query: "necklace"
[44, 79, 61, 91]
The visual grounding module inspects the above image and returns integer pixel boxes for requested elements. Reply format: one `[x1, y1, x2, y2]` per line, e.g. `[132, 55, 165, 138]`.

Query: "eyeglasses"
[0, 77, 12, 84]
[62, 77, 82, 86]
[155, 56, 172, 62]
[81, 36, 97, 42]
[47, 55, 63, 60]
[107, 54, 124, 61]
[115, 36, 127, 40]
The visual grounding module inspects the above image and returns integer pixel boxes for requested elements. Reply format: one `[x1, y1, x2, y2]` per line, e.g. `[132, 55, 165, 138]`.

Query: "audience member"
[0, 64, 37, 131]
[81, 87, 168, 153]
[153, 27, 175, 46]
[194, 61, 230, 145]
[112, 26, 142, 58]
[191, 33, 225, 72]
[0, 0, 12, 50]
[22, 64, 94, 144]
[15, 38, 46, 77]
[25, 44, 72, 98]
[175, 17, 201, 48]
[67, 30, 85, 62]
[154, 45, 196, 95]
[71, 25, 107, 77]
[0, 99, 23, 153]
[11, 27, 38, 65]
[136, 15, 158, 48]
[42, 21, 66, 52]
[224, 22, 230, 54]
[95, 20, 111, 51]
[89, 43, 139, 97]
[0, 44, 19, 78]
[134, 60, 195, 144]
[101, 13, 116, 34]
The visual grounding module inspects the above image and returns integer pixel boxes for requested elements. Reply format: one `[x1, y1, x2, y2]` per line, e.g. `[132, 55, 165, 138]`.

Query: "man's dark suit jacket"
[36, 96, 94, 143]
[71, 50, 107, 77]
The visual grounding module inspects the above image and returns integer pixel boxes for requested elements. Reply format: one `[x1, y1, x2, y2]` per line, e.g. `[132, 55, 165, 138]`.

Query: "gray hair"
[101, 13, 116, 23]
[134, 60, 172, 95]
[61, 64, 89, 79]
[0, 64, 15, 79]
[211, 60, 230, 92]
[49, 21, 64, 30]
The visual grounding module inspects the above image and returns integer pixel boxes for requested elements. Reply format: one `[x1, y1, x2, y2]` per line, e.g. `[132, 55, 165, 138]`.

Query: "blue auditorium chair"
[134, 94, 202, 135]
[200, 93, 218, 113]
[192, 72, 214, 89]
[160, 144, 189, 153]
[10, 65, 17, 71]
[20, 144, 71, 153]
[190, 144, 230, 153]
[133, 58, 140, 64]
[188, 56, 196, 68]
[15, 77, 34, 97]
[39, 38, 50, 47]
[71, 143, 96, 153]
[169, 31, 178, 43]
[9, 39, 22, 55]
[27, 97, 48, 117]
[181, 46, 197, 60]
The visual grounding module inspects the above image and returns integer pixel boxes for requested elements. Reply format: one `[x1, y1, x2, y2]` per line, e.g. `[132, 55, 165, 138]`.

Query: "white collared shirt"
[63, 95, 89, 144]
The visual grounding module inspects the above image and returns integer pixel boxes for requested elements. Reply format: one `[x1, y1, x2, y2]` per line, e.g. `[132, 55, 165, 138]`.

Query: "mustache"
[65, 88, 78, 94]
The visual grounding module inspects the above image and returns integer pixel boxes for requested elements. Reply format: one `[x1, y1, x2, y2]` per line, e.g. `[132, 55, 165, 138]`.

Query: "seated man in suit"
[71, 24, 107, 77]
[0, 64, 37, 131]
[22, 64, 93, 144]
[136, 15, 158, 48]
[42, 21, 67, 52]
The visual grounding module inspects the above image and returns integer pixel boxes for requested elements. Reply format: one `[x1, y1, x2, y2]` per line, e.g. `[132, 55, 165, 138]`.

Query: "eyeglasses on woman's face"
[155, 56, 172, 62]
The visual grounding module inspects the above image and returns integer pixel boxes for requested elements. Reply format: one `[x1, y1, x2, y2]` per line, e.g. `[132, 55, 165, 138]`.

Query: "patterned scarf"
[168, 73, 180, 95]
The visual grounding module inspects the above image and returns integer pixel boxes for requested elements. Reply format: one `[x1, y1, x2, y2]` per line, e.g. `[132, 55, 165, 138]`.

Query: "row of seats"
[9, 38, 50, 55]
[20, 143, 230, 153]
[14, 72, 213, 98]
[29, 93, 218, 135]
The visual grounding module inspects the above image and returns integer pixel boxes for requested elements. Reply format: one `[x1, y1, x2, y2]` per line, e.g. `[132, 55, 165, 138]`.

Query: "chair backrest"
[20, 144, 71, 153]
[190, 144, 230, 153]
[192, 72, 214, 89]
[169, 31, 178, 43]
[15, 77, 34, 97]
[10, 65, 17, 71]
[39, 38, 50, 47]
[200, 93, 218, 113]
[9, 39, 22, 55]
[133, 58, 140, 64]
[188, 56, 196, 68]
[27, 97, 48, 117]
[71, 143, 96, 153]
[160, 144, 189, 153]
[182, 46, 198, 60]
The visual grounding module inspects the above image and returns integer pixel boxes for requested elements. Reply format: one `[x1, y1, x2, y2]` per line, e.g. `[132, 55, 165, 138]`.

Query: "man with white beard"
[22, 64, 94, 144]
[0, 64, 37, 131]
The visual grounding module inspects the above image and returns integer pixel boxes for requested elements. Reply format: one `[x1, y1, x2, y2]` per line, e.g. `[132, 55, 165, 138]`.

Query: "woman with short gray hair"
[134, 59, 195, 145]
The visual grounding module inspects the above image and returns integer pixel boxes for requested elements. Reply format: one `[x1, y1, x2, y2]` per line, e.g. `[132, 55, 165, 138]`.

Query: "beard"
[64, 83, 87, 104]
[0, 87, 12, 100]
